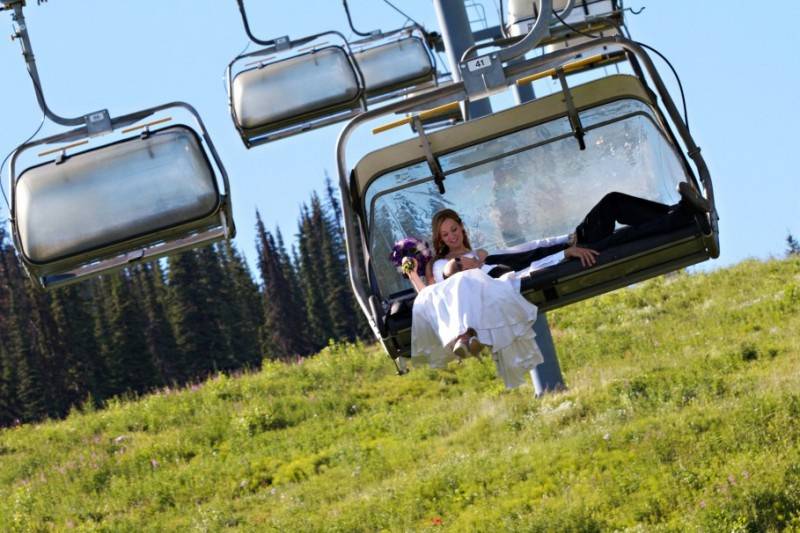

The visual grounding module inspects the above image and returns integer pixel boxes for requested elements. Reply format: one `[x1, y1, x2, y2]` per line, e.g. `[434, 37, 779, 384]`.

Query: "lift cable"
[550, 7, 689, 131]
[381, 0, 425, 29]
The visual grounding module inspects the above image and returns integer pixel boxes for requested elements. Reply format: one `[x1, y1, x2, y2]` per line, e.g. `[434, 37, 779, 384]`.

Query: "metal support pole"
[432, 0, 564, 395]
[530, 314, 565, 396]
[510, 64, 566, 396]
[432, 0, 492, 118]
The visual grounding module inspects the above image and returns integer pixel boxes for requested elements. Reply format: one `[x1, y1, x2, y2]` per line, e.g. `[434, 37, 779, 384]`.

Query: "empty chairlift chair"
[350, 27, 438, 105]
[228, 31, 367, 147]
[10, 103, 235, 289]
[336, 39, 719, 361]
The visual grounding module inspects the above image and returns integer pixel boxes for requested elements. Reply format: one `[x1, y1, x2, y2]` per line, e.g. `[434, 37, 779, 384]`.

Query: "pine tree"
[0, 235, 58, 423]
[90, 276, 114, 401]
[275, 228, 310, 355]
[296, 203, 333, 350]
[256, 212, 305, 359]
[314, 192, 357, 341]
[787, 232, 800, 256]
[0, 230, 22, 424]
[220, 241, 265, 367]
[105, 270, 157, 396]
[323, 177, 371, 340]
[134, 262, 180, 384]
[195, 246, 237, 372]
[49, 284, 100, 409]
[5, 276, 47, 422]
[167, 249, 229, 379]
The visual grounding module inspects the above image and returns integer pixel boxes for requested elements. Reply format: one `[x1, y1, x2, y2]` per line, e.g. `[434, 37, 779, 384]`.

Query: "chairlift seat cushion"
[232, 46, 361, 131]
[15, 126, 220, 264]
[353, 36, 434, 96]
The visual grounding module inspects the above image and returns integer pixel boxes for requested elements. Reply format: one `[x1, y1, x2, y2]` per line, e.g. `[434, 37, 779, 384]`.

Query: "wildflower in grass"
[431, 516, 443, 526]
[150, 459, 160, 469]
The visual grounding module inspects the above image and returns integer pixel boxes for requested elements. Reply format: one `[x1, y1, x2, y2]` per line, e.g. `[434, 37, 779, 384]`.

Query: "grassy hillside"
[2, 257, 799, 532]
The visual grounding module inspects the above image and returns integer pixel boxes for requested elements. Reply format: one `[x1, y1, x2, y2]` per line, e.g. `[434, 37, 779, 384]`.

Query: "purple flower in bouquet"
[390, 237, 432, 277]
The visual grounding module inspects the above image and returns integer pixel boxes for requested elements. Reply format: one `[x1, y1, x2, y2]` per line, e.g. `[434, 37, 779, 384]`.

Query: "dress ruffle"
[410, 268, 543, 388]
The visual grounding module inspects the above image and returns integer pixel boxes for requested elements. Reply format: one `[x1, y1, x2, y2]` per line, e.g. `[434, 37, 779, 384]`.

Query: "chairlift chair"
[10, 105, 235, 290]
[3, 2, 234, 290]
[227, 30, 367, 148]
[350, 27, 438, 106]
[336, 35, 719, 361]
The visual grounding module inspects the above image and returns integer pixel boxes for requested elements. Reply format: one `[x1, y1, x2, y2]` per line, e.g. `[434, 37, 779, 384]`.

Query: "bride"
[403, 208, 583, 388]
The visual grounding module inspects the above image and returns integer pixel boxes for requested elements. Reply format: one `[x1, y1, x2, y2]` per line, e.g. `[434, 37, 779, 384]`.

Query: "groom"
[443, 184, 709, 279]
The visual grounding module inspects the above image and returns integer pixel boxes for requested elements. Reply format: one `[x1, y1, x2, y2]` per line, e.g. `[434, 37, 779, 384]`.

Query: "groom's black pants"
[484, 192, 694, 273]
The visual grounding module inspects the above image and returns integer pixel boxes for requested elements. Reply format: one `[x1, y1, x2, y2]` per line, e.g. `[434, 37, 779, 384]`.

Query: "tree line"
[0, 177, 368, 427]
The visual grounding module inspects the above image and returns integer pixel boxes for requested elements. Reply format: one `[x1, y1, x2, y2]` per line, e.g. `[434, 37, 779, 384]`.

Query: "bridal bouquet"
[390, 237, 432, 278]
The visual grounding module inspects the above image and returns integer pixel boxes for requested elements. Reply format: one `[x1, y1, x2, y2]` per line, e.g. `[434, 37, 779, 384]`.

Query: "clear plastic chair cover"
[16, 126, 220, 263]
[232, 47, 360, 130]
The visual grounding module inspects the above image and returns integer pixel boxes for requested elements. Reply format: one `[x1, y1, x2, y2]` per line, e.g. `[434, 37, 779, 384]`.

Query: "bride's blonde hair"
[431, 209, 472, 259]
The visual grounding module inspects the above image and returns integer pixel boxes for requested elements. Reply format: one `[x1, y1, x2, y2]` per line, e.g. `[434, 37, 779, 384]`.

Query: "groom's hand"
[459, 256, 483, 270]
[565, 246, 599, 268]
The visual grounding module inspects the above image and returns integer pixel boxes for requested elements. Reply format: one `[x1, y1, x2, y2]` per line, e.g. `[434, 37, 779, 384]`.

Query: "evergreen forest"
[0, 177, 368, 427]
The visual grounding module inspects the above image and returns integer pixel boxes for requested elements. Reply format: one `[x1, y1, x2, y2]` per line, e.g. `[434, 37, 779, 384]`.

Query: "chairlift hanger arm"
[6, 1, 87, 127]
[236, 0, 346, 52]
[459, 0, 575, 64]
[342, 0, 379, 38]
[235, 0, 280, 47]
[454, 0, 561, 101]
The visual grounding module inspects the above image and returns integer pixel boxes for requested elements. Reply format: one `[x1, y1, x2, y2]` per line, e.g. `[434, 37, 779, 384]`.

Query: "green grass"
[2, 257, 800, 532]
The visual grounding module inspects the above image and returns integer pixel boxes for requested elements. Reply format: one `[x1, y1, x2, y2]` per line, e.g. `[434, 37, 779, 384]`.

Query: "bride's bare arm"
[403, 258, 429, 293]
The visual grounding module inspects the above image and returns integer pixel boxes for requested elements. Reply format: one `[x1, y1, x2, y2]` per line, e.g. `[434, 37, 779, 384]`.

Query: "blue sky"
[1, 0, 798, 276]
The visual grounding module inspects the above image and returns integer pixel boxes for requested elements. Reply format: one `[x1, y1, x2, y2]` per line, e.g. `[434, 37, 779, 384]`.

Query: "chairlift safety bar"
[372, 101, 461, 134]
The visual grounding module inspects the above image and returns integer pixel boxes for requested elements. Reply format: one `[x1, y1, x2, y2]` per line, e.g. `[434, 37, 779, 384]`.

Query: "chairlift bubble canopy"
[10, 102, 235, 290]
[352, 30, 437, 100]
[227, 27, 438, 147]
[336, 38, 719, 360]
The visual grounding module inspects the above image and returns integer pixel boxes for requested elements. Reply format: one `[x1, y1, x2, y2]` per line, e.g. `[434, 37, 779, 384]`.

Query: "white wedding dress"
[410, 251, 544, 388]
